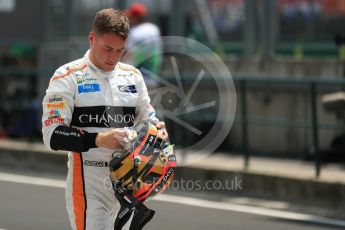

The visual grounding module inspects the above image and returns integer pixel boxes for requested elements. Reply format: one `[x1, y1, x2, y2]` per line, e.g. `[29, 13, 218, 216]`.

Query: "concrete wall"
[162, 56, 344, 156]
[229, 89, 338, 156]
[226, 57, 344, 79]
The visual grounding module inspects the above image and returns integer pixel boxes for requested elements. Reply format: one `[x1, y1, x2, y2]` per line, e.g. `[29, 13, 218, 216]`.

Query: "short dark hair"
[92, 8, 129, 39]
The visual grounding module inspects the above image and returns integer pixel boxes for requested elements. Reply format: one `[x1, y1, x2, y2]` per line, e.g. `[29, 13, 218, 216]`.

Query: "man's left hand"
[156, 121, 169, 141]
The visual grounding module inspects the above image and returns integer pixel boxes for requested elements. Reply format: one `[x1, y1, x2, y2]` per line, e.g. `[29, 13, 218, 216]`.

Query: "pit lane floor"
[0, 168, 344, 230]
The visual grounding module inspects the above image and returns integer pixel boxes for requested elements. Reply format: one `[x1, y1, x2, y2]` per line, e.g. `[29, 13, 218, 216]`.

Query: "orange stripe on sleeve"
[52, 64, 87, 81]
[72, 152, 86, 230]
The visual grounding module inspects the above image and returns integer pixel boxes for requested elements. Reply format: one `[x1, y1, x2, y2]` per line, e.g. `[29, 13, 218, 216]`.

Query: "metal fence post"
[65, 0, 75, 38]
[244, 0, 256, 58]
[310, 82, 321, 177]
[240, 80, 250, 169]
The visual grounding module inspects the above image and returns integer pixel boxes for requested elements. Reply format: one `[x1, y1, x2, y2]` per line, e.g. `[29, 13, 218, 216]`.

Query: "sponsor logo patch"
[77, 113, 135, 126]
[147, 134, 156, 145]
[54, 130, 81, 137]
[168, 155, 176, 162]
[76, 75, 97, 84]
[117, 73, 133, 77]
[71, 106, 136, 128]
[118, 85, 137, 93]
[78, 84, 100, 93]
[48, 96, 63, 103]
[44, 110, 64, 126]
[162, 167, 174, 183]
[159, 153, 168, 165]
[44, 118, 64, 126]
[84, 160, 108, 167]
[48, 110, 61, 118]
[76, 77, 83, 84]
[75, 72, 90, 78]
[47, 102, 65, 109]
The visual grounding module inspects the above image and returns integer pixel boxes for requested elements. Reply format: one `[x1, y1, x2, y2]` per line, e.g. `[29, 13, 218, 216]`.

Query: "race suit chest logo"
[118, 85, 137, 93]
[71, 106, 136, 128]
[78, 83, 100, 94]
[76, 75, 98, 84]
[44, 109, 64, 126]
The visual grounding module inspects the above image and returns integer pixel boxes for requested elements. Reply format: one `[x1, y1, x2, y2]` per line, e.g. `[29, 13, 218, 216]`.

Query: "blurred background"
[1, 0, 344, 163]
[0, 0, 345, 229]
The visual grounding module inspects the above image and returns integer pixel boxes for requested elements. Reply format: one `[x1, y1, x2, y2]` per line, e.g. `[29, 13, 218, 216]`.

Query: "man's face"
[89, 32, 126, 71]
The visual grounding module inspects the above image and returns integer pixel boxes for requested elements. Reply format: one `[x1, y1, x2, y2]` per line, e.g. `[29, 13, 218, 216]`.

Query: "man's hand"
[156, 121, 169, 141]
[95, 129, 128, 149]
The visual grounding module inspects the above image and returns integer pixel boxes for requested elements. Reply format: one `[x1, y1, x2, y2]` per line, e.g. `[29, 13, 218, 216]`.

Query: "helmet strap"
[129, 202, 155, 230]
[114, 191, 135, 229]
[114, 190, 155, 230]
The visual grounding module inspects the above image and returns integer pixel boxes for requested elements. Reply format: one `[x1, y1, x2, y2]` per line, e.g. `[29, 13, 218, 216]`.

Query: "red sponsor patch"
[44, 117, 65, 126]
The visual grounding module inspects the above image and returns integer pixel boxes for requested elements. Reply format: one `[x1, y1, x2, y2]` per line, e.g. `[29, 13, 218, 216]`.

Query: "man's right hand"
[95, 129, 128, 149]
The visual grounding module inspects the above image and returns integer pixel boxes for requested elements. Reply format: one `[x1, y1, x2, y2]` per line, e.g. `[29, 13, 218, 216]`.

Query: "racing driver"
[41, 8, 168, 230]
